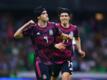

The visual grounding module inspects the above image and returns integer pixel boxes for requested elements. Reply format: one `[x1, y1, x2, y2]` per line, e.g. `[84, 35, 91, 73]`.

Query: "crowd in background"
[0, 12, 107, 77]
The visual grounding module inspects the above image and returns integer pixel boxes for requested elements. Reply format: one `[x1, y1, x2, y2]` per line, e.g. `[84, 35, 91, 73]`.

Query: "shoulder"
[70, 24, 77, 28]
[49, 22, 60, 28]
[55, 23, 60, 27]
[48, 22, 57, 25]
[70, 24, 78, 30]
[48, 22, 58, 28]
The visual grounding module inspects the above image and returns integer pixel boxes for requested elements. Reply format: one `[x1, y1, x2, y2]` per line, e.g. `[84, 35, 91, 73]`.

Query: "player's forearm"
[61, 33, 72, 40]
[75, 37, 85, 57]
[14, 20, 34, 38]
[75, 37, 82, 51]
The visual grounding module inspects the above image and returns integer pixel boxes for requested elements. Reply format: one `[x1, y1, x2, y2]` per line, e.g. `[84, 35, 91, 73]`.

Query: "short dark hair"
[34, 6, 46, 17]
[58, 7, 71, 16]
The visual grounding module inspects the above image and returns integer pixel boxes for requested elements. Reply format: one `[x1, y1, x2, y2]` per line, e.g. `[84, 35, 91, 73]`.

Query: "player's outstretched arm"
[14, 20, 34, 38]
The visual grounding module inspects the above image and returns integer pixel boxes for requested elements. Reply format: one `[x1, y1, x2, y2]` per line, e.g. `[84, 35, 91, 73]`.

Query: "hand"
[55, 43, 66, 50]
[78, 49, 85, 58]
[29, 20, 35, 24]
[62, 33, 72, 40]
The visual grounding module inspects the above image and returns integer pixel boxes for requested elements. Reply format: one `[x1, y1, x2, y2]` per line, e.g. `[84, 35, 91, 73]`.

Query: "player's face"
[39, 10, 49, 22]
[60, 12, 70, 24]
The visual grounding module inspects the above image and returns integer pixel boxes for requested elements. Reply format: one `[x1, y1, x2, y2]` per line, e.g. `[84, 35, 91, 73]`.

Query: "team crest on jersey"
[49, 29, 53, 35]
[69, 31, 73, 38]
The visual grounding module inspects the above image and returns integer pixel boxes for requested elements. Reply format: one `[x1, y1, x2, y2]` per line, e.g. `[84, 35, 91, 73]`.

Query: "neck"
[61, 22, 70, 28]
[38, 20, 47, 28]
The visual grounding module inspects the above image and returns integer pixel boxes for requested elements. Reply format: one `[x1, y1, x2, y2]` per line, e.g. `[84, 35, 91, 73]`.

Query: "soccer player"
[14, 7, 70, 80]
[51, 8, 85, 80]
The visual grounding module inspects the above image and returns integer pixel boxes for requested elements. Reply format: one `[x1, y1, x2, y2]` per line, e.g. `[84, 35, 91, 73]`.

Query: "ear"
[37, 16, 40, 19]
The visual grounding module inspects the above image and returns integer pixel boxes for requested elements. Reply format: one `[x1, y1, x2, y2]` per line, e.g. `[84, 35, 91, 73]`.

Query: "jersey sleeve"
[54, 23, 62, 36]
[22, 25, 34, 37]
[73, 25, 79, 39]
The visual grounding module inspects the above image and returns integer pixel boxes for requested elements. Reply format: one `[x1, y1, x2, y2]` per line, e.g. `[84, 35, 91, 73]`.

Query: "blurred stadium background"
[0, 0, 107, 80]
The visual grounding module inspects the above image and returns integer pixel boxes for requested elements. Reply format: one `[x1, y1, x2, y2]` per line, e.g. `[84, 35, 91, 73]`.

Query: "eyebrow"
[60, 14, 69, 16]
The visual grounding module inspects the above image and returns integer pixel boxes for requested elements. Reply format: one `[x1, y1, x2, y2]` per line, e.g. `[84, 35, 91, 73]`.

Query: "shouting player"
[14, 7, 70, 80]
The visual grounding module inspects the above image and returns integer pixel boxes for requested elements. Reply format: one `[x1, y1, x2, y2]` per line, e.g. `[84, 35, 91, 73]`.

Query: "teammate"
[51, 8, 85, 80]
[14, 7, 71, 80]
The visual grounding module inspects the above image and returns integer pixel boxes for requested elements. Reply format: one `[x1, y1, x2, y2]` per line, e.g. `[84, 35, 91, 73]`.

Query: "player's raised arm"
[14, 20, 35, 38]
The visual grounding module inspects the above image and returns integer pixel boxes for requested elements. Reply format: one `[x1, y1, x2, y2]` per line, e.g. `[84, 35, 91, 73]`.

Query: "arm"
[54, 23, 72, 40]
[14, 20, 35, 38]
[53, 23, 72, 50]
[75, 37, 81, 51]
[54, 33, 72, 50]
[75, 37, 85, 58]
[61, 33, 72, 40]
[74, 25, 85, 58]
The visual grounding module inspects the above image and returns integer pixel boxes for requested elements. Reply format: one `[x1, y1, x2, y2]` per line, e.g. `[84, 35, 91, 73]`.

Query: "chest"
[32, 28, 55, 46]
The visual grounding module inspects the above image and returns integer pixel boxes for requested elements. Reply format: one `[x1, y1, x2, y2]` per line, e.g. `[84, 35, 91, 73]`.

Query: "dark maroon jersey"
[52, 23, 79, 64]
[22, 22, 61, 65]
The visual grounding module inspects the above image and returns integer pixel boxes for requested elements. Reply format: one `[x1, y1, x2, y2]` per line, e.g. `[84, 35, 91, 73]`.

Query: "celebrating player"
[14, 6, 71, 80]
[51, 8, 85, 80]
